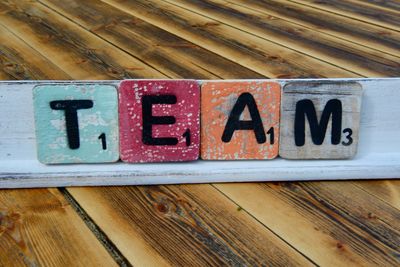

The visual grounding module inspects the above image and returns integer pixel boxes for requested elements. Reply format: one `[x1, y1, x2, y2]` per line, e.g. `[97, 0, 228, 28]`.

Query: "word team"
[33, 80, 363, 164]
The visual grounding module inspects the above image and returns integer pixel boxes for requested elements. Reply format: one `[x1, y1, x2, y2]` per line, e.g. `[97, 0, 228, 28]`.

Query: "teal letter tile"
[33, 84, 119, 164]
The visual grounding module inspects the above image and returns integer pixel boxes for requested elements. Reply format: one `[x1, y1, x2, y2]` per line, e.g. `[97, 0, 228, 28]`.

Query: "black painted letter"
[50, 100, 93, 149]
[142, 95, 178, 146]
[221, 92, 266, 144]
[294, 99, 342, 146]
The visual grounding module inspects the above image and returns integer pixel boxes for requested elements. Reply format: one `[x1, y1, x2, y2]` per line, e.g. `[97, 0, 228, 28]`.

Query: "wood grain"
[292, 0, 400, 31]
[168, 0, 400, 77]
[0, 23, 70, 80]
[0, 1, 399, 265]
[67, 185, 314, 266]
[356, 0, 400, 12]
[103, 0, 357, 78]
[215, 181, 400, 266]
[353, 180, 400, 210]
[228, 0, 400, 57]
[0, 188, 117, 266]
[39, 0, 263, 79]
[0, 0, 163, 80]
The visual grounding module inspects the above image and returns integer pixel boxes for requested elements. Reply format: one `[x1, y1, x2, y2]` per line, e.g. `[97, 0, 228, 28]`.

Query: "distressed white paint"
[0, 79, 399, 188]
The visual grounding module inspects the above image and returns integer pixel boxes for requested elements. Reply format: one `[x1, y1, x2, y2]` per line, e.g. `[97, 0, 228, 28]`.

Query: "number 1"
[183, 129, 191, 146]
[267, 127, 274, 145]
[98, 133, 107, 150]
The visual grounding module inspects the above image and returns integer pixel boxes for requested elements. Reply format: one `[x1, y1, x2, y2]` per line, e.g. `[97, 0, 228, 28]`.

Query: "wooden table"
[1, 0, 399, 266]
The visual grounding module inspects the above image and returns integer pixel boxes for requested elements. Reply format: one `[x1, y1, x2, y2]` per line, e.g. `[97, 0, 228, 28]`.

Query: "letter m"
[294, 99, 342, 146]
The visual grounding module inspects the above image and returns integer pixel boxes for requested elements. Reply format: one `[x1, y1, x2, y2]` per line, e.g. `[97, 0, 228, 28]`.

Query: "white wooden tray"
[1, 78, 399, 188]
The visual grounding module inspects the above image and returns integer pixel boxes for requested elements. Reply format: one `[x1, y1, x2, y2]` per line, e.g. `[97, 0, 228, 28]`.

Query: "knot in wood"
[156, 202, 169, 214]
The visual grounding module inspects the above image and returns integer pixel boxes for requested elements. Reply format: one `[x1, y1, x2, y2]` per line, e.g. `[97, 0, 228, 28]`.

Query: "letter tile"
[33, 84, 119, 164]
[201, 81, 281, 160]
[279, 81, 363, 159]
[119, 80, 200, 162]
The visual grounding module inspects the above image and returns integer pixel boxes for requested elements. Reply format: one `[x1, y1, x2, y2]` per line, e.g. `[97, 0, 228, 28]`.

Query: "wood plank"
[0, 3, 397, 267]
[353, 180, 400, 210]
[67, 185, 314, 266]
[167, 0, 400, 77]
[228, 0, 400, 57]
[308, 0, 400, 15]
[0, 23, 70, 80]
[292, 0, 400, 31]
[215, 181, 400, 266]
[38, 0, 263, 79]
[356, 0, 400, 12]
[0, 188, 117, 266]
[0, 71, 14, 80]
[0, 0, 163, 80]
[103, 0, 358, 78]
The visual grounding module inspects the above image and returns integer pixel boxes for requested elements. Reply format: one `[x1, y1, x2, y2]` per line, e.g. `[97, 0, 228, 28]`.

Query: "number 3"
[342, 128, 353, 146]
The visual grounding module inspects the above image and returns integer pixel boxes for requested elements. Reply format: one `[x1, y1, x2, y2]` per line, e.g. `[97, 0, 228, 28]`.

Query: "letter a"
[221, 92, 266, 144]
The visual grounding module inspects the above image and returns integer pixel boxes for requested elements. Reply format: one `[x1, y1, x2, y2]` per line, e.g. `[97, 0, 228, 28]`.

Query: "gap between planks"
[289, 0, 400, 33]
[0, 0, 398, 266]
[101, 0, 358, 78]
[31, 0, 394, 79]
[66, 185, 317, 266]
[0, 188, 118, 266]
[41, 0, 331, 79]
[58, 188, 132, 267]
[39, 0, 382, 80]
[35, 0, 225, 80]
[35, 0, 265, 79]
[0, 0, 164, 79]
[358, 0, 400, 12]
[349, 0, 400, 14]
[227, 0, 400, 58]
[209, 183, 318, 266]
[0, 23, 71, 80]
[352, 180, 400, 210]
[157, 0, 400, 77]
[213, 181, 400, 266]
[34, 0, 175, 80]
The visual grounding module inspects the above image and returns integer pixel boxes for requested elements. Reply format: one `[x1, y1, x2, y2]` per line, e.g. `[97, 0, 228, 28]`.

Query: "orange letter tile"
[201, 81, 281, 160]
